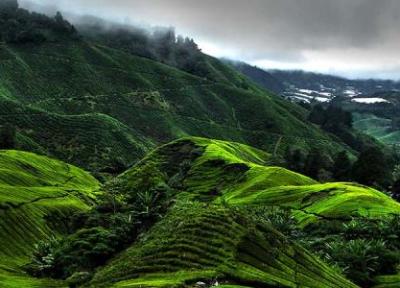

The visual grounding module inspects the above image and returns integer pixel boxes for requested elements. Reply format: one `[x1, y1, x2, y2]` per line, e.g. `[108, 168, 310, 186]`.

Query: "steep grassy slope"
[0, 150, 99, 287]
[85, 137, 400, 287]
[0, 41, 351, 170]
[90, 204, 357, 288]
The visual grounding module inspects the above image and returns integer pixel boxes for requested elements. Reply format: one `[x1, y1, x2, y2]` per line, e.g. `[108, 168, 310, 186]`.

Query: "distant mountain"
[231, 64, 400, 103]
[230, 64, 400, 144]
[225, 60, 285, 93]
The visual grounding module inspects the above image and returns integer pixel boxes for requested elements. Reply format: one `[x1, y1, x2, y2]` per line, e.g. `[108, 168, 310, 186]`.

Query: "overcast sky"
[20, 0, 400, 80]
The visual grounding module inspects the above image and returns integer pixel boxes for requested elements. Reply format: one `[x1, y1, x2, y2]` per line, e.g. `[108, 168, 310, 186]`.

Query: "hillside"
[0, 150, 99, 287]
[83, 137, 399, 287]
[90, 204, 357, 288]
[0, 40, 354, 171]
[118, 137, 400, 224]
[339, 92, 400, 145]
[2, 138, 399, 287]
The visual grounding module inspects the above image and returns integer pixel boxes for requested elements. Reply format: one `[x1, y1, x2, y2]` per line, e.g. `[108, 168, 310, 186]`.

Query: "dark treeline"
[286, 99, 399, 194]
[308, 104, 361, 148]
[77, 18, 208, 76]
[284, 145, 400, 200]
[0, 0, 77, 44]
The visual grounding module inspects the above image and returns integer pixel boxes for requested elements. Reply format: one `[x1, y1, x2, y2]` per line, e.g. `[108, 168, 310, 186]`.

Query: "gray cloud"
[19, 0, 400, 79]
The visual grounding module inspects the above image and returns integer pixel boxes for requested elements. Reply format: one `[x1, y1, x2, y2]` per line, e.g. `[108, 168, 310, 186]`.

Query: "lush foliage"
[284, 144, 395, 193]
[27, 175, 174, 280]
[302, 217, 400, 286]
[249, 207, 400, 286]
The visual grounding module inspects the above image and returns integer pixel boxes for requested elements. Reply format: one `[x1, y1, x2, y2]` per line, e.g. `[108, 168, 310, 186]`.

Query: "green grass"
[0, 150, 99, 287]
[226, 182, 400, 226]
[112, 270, 218, 287]
[0, 269, 66, 288]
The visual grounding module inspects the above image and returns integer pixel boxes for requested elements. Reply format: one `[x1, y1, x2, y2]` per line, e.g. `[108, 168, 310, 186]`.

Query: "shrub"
[248, 206, 303, 240]
[322, 239, 398, 286]
[26, 237, 61, 277]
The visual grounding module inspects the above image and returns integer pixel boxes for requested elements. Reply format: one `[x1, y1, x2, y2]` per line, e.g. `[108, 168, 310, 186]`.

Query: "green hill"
[0, 150, 99, 287]
[0, 40, 353, 171]
[118, 137, 400, 224]
[85, 137, 399, 287]
[1, 138, 399, 287]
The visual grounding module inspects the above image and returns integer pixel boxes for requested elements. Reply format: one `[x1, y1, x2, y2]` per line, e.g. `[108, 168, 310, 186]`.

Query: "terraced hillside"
[90, 204, 357, 288]
[80, 137, 400, 287]
[0, 40, 352, 171]
[0, 150, 100, 287]
[2, 138, 399, 287]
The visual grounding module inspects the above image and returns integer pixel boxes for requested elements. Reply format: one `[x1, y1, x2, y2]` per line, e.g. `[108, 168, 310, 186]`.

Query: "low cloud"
[20, 0, 400, 79]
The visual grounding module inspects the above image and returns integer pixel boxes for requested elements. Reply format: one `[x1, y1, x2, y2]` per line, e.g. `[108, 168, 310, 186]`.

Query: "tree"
[308, 104, 325, 125]
[304, 149, 331, 180]
[322, 106, 352, 132]
[391, 180, 400, 202]
[54, 11, 76, 34]
[153, 28, 176, 64]
[332, 151, 352, 181]
[0, 123, 16, 149]
[391, 165, 400, 201]
[352, 147, 390, 188]
[284, 148, 305, 173]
